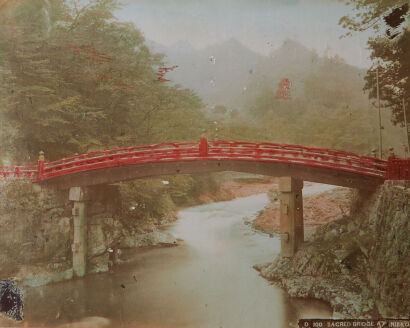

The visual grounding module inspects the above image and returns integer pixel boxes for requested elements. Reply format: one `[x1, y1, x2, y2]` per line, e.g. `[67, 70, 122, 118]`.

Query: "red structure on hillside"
[276, 78, 292, 100]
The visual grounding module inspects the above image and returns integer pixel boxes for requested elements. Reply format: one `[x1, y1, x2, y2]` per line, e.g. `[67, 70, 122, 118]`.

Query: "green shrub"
[117, 173, 222, 226]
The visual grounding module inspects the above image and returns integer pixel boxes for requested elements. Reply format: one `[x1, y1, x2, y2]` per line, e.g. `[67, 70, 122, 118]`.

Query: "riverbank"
[0, 175, 352, 289]
[0, 175, 270, 286]
[252, 185, 351, 237]
[197, 175, 278, 203]
[196, 175, 352, 233]
[254, 182, 410, 318]
[0, 181, 181, 288]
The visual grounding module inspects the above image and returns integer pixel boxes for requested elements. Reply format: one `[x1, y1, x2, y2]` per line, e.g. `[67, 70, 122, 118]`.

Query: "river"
[12, 184, 336, 327]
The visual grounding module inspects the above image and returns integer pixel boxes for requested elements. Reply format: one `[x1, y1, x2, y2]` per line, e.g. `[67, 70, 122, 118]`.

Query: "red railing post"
[255, 144, 261, 159]
[37, 151, 45, 180]
[199, 133, 209, 157]
[174, 144, 180, 159]
[14, 166, 20, 178]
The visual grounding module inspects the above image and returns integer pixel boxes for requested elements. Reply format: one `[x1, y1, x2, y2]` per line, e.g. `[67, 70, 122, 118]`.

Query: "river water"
[13, 184, 335, 327]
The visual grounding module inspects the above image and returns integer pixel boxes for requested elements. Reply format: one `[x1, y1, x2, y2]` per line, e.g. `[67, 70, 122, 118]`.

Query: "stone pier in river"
[69, 187, 89, 277]
[279, 177, 304, 257]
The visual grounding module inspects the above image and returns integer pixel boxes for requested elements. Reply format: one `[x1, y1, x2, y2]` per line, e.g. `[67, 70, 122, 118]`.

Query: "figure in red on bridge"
[275, 78, 292, 100]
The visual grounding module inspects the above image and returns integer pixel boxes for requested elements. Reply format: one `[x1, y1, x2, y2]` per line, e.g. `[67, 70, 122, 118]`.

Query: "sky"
[115, 0, 373, 68]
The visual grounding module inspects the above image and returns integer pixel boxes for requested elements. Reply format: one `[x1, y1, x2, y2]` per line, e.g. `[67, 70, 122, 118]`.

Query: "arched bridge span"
[0, 140, 393, 190]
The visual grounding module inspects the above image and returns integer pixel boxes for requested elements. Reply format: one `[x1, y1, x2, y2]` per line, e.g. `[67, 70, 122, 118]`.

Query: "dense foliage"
[206, 54, 405, 156]
[118, 174, 219, 225]
[339, 0, 409, 130]
[0, 0, 206, 162]
[0, 0, 216, 226]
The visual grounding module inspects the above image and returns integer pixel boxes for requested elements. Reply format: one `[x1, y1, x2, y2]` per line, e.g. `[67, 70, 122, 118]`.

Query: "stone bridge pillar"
[279, 177, 304, 257]
[69, 187, 90, 277]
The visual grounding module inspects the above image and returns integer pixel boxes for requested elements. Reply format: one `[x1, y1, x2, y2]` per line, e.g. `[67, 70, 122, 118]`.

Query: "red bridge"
[1, 139, 409, 273]
[1, 140, 408, 190]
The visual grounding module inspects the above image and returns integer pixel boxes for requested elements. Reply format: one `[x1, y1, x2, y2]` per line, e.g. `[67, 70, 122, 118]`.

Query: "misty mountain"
[148, 38, 264, 107]
[148, 38, 367, 109]
[245, 39, 322, 100]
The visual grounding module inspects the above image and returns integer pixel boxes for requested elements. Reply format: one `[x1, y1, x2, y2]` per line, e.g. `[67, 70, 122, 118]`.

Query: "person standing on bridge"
[388, 147, 396, 160]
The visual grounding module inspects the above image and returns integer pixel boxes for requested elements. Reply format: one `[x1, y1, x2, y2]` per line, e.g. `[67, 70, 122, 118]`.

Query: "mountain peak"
[205, 38, 262, 60]
[276, 39, 311, 55]
[270, 38, 317, 63]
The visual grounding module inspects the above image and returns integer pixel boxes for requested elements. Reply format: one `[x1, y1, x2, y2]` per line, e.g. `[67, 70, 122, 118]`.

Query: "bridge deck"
[1, 140, 406, 189]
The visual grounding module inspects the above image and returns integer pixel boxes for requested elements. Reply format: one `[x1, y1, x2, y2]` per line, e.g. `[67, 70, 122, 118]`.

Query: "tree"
[364, 31, 410, 126]
[339, 0, 409, 132]
[339, 1, 408, 37]
[0, 0, 206, 161]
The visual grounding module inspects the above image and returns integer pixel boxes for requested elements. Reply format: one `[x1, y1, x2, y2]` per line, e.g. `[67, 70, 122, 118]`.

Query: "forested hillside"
[0, 0, 206, 163]
[0, 0, 220, 226]
[240, 51, 406, 155]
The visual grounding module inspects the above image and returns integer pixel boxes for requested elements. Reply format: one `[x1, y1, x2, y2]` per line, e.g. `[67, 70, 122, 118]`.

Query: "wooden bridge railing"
[0, 139, 402, 182]
[0, 165, 37, 179]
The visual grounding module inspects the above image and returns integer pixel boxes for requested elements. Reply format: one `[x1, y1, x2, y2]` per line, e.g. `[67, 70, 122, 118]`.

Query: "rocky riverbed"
[254, 182, 409, 318]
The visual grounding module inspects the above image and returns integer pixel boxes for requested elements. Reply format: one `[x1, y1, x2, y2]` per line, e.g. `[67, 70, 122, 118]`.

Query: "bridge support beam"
[69, 187, 90, 277]
[279, 177, 304, 257]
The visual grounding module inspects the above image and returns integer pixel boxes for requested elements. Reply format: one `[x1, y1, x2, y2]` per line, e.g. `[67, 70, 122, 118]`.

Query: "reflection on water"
[10, 185, 334, 327]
